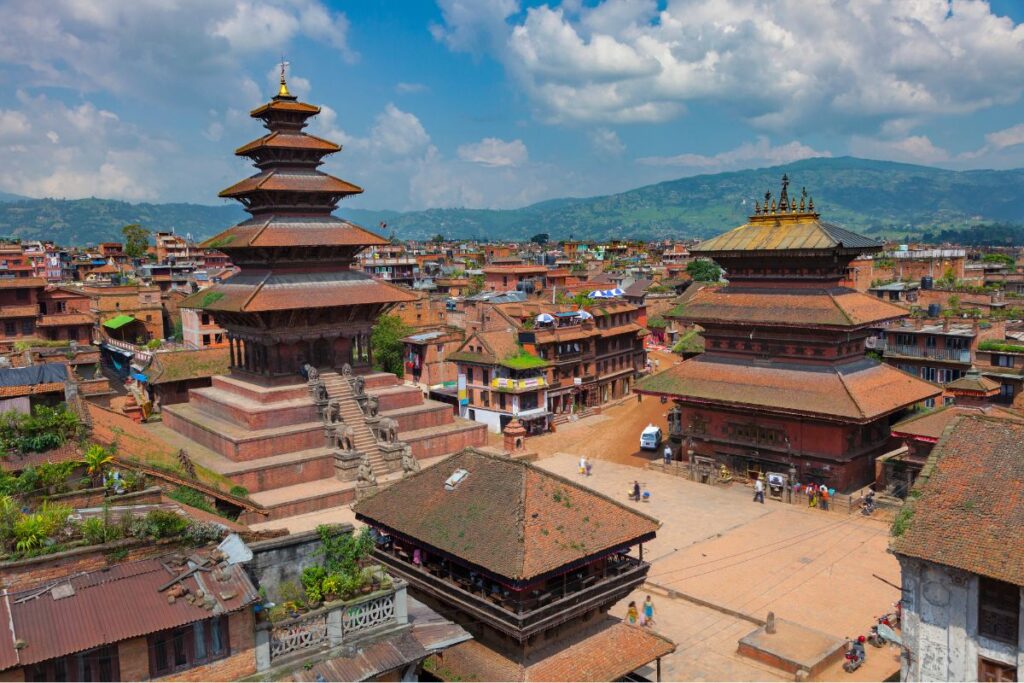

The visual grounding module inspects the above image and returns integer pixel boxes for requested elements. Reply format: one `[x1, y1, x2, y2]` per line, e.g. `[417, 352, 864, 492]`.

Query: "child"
[627, 600, 639, 625]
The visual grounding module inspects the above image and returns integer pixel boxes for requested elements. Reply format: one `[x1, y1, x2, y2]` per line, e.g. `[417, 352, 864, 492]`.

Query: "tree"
[121, 223, 150, 259]
[530, 233, 549, 245]
[686, 259, 723, 282]
[431, 233, 444, 244]
[81, 444, 113, 486]
[467, 274, 485, 296]
[371, 315, 411, 377]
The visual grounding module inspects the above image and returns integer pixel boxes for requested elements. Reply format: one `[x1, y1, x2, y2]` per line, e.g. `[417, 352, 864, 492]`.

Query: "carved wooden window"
[979, 576, 1020, 645]
[978, 657, 1017, 682]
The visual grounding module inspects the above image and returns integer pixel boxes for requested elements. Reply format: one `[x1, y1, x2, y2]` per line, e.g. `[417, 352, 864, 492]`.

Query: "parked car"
[640, 424, 663, 450]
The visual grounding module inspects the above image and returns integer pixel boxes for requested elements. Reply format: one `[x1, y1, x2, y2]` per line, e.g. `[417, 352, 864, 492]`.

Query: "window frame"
[978, 576, 1020, 645]
[148, 616, 230, 677]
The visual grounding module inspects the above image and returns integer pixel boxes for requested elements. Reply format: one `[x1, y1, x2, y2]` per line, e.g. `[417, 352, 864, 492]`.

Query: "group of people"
[796, 482, 835, 510]
[626, 595, 656, 627]
[578, 456, 593, 476]
[752, 477, 837, 510]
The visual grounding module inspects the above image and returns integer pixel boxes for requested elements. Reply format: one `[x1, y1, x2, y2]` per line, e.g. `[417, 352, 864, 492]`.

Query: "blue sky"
[0, 0, 1022, 211]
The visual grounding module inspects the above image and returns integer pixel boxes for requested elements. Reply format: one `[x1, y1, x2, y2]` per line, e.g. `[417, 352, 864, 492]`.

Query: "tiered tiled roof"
[681, 286, 908, 328]
[354, 448, 660, 582]
[431, 620, 675, 682]
[638, 355, 940, 422]
[891, 416, 1024, 585]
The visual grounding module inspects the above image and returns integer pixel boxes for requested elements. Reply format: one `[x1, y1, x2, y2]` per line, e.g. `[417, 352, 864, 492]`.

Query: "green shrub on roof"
[500, 348, 547, 370]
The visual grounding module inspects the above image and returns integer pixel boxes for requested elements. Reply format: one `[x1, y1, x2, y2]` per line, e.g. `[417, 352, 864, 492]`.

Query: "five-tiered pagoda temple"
[181, 68, 415, 375]
[638, 177, 940, 491]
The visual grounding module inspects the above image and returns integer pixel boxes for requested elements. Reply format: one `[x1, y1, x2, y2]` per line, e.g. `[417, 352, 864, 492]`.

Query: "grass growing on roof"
[500, 347, 547, 370]
[200, 291, 224, 307]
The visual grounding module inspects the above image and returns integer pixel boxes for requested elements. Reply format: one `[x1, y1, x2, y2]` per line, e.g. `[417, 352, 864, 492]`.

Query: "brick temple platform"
[736, 618, 847, 679]
[161, 369, 486, 522]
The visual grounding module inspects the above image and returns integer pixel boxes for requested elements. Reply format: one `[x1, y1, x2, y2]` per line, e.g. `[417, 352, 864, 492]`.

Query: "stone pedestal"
[334, 450, 363, 482]
[355, 483, 379, 500]
[378, 442, 405, 474]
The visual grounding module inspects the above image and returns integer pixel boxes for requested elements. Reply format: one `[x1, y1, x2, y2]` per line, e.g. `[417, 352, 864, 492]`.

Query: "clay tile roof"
[35, 313, 94, 327]
[891, 404, 1024, 442]
[946, 367, 1000, 394]
[694, 215, 881, 255]
[891, 416, 1024, 585]
[219, 170, 362, 197]
[201, 216, 388, 250]
[249, 98, 320, 116]
[146, 348, 230, 385]
[449, 329, 524, 365]
[680, 286, 909, 328]
[235, 130, 340, 155]
[637, 355, 940, 422]
[354, 448, 660, 582]
[0, 553, 259, 669]
[431, 620, 674, 682]
[179, 271, 416, 313]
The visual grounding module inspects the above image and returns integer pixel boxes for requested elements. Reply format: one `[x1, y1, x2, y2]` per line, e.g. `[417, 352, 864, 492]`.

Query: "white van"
[640, 424, 663, 450]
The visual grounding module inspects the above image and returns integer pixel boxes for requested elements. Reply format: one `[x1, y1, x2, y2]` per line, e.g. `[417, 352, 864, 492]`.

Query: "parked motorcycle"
[843, 636, 867, 673]
[868, 622, 902, 648]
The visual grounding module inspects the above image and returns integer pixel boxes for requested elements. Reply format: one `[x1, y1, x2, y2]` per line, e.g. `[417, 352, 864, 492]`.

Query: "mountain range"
[0, 157, 1021, 246]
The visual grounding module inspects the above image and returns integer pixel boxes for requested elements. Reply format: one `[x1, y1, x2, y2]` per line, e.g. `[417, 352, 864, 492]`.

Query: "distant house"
[891, 415, 1024, 682]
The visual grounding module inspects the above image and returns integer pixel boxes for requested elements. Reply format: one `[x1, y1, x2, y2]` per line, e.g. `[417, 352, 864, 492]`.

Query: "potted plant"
[322, 574, 343, 603]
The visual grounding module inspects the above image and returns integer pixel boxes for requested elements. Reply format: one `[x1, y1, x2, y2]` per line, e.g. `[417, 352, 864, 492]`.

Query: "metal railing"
[881, 343, 971, 363]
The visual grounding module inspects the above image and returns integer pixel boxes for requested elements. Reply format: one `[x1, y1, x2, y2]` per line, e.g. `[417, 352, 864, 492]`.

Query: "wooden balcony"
[373, 549, 647, 641]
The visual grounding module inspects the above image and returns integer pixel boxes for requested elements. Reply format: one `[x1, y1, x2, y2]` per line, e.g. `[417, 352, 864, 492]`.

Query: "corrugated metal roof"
[0, 550, 259, 669]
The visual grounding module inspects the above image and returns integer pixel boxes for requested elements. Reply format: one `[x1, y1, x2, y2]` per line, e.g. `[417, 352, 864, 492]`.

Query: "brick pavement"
[534, 452, 901, 681]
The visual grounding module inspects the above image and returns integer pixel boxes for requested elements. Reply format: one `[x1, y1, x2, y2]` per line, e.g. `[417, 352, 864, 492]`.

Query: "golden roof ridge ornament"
[750, 176, 819, 222]
[276, 56, 294, 99]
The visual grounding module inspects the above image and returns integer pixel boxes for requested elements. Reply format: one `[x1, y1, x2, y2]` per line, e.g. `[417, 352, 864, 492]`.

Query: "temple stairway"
[159, 368, 487, 523]
[318, 371, 388, 478]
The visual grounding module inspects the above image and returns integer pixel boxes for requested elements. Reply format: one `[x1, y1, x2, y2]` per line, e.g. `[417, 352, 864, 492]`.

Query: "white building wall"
[899, 556, 1023, 681]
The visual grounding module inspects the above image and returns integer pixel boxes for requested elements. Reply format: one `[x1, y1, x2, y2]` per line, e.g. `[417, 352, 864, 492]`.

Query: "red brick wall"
[228, 454, 334, 493]
[162, 410, 322, 461]
[373, 386, 423, 411]
[406, 422, 487, 459]
[388, 403, 453, 432]
[1, 539, 180, 591]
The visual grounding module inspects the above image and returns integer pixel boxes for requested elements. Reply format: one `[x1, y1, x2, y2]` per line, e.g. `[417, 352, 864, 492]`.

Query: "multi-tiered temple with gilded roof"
[181, 69, 415, 374]
[163, 71, 485, 522]
[638, 177, 940, 491]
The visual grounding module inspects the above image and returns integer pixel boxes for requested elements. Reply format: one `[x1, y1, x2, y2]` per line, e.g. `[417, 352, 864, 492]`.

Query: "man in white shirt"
[663, 445, 672, 465]
[753, 477, 765, 504]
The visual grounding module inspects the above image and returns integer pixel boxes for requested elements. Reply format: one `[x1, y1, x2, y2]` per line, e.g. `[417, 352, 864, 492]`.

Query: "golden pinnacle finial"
[277, 56, 291, 98]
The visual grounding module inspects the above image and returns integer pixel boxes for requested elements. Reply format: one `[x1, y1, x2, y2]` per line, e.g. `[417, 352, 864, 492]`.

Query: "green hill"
[0, 157, 1021, 246]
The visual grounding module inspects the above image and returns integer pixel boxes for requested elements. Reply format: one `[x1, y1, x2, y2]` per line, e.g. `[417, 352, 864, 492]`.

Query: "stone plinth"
[736, 618, 846, 678]
[334, 450, 363, 482]
[378, 442, 405, 474]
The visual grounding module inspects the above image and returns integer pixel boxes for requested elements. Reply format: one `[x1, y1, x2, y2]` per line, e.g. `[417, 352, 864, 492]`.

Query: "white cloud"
[456, 137, 528, 167]
[0, 110, 30, 138]
[848, 134, 950, 164]
[589, 127, 625, 156]
[368, 104, 431, 157]
[638, 137, 830, 170]
[986, 123, 1024, 150]
[0, 0, 357, 103]
[395, 82, 428, 94]
[435, 0, 1024, 130]
[0, 92, 168, 200]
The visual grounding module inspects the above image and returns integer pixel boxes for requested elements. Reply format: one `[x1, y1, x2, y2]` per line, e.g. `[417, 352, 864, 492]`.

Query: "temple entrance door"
[692, 456, 715, 484]
[312, 338, 332, 368]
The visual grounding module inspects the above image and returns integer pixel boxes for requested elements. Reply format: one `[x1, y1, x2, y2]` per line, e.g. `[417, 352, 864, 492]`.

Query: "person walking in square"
[663, 444, 672, 466]
[819, 483, 830, 511]
[643, 595, 656, 626]
[627, 600, 639, 625]
[753, 476, 765, 504]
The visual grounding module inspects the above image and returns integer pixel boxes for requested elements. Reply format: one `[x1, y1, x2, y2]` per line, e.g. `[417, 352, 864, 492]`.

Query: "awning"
[102, 314, 136, 329]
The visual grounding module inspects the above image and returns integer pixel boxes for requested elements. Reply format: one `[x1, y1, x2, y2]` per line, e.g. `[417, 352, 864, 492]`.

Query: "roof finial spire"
[779, 174, 789, 209]
[277, 55, 292, 98]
